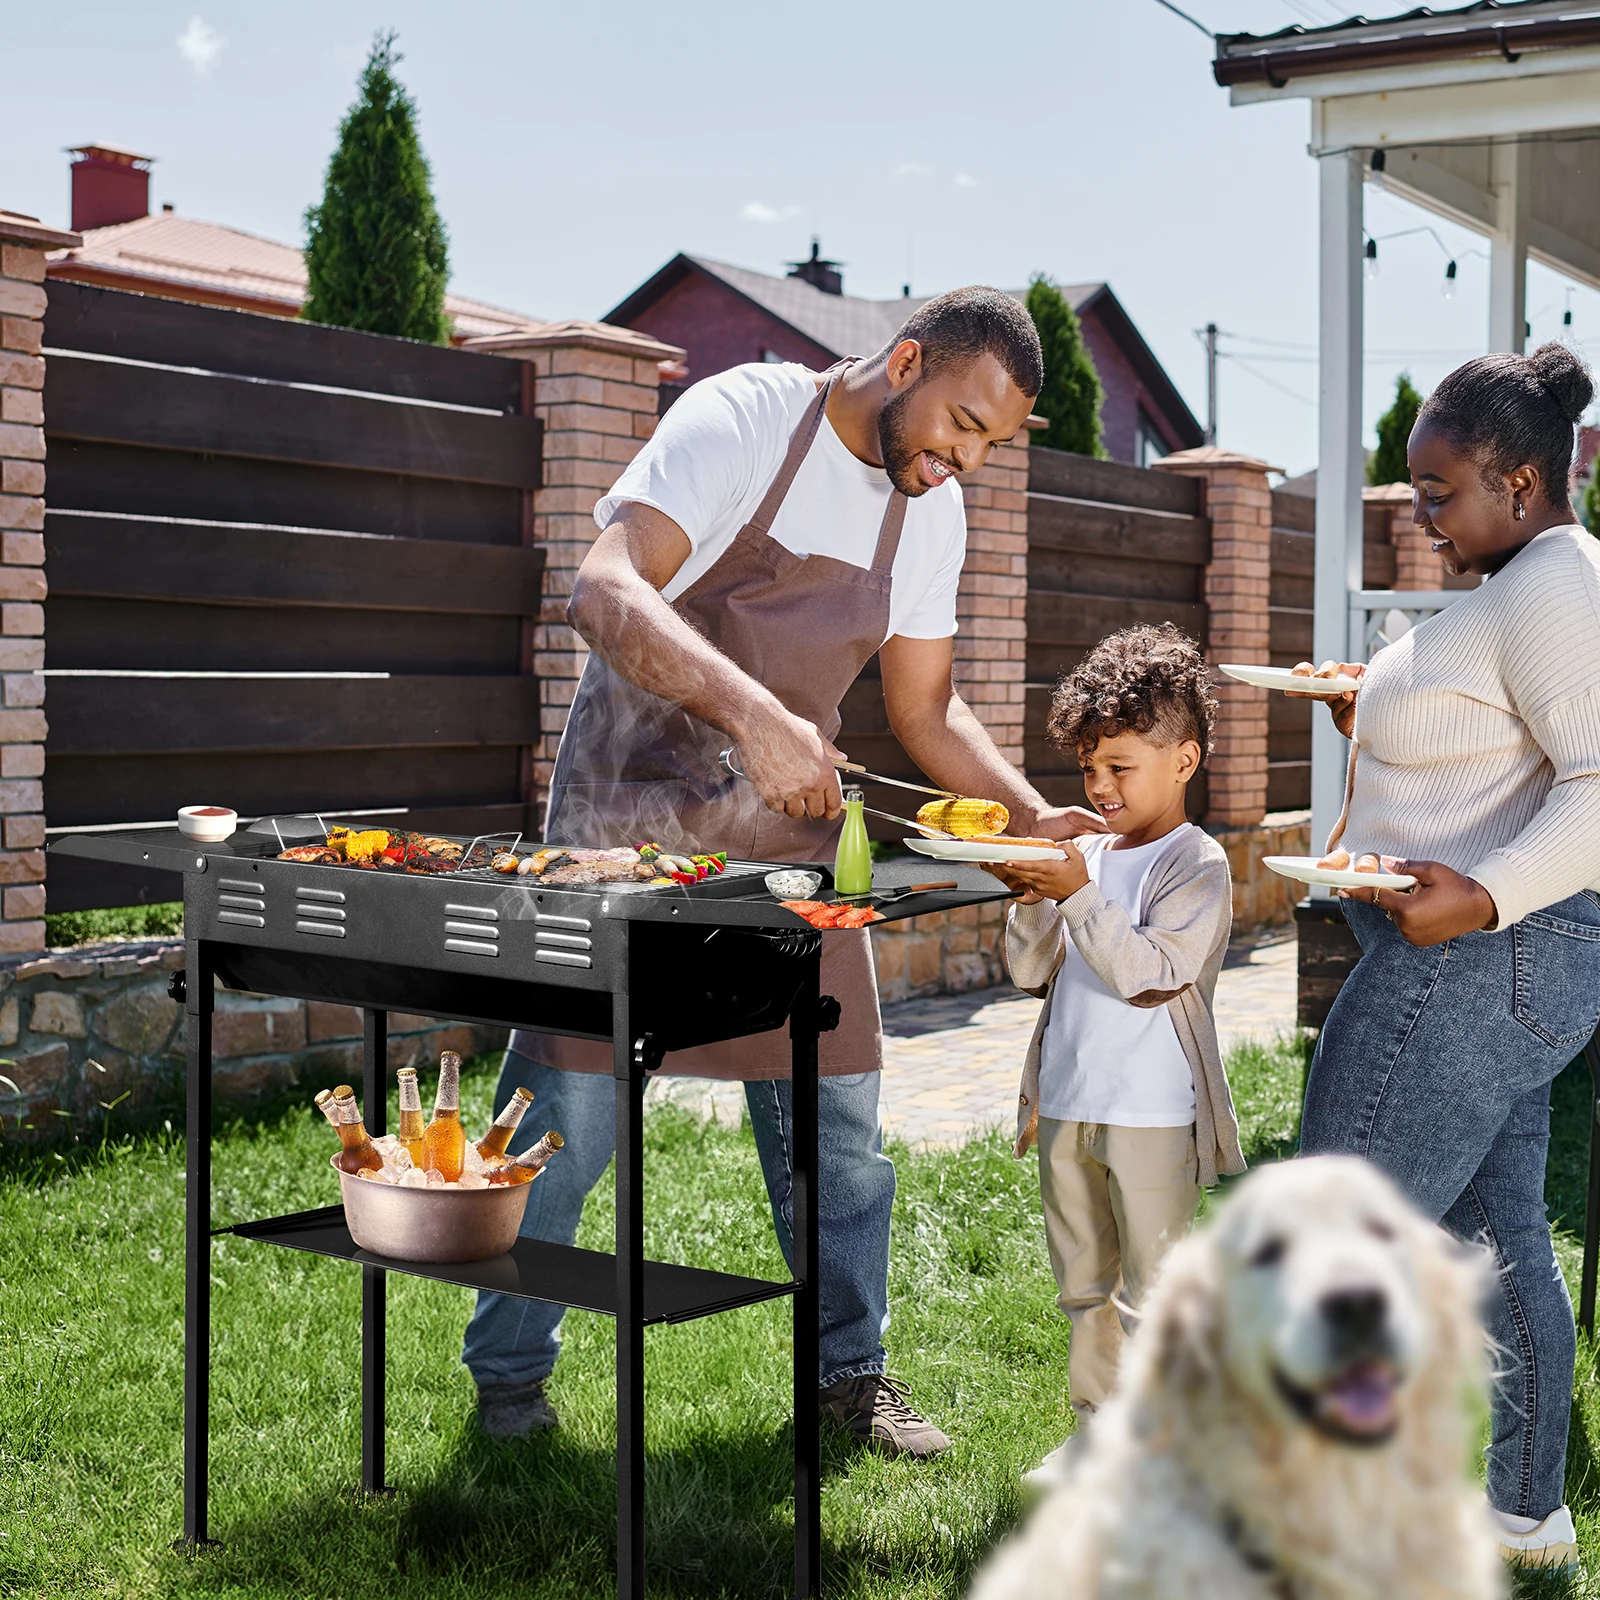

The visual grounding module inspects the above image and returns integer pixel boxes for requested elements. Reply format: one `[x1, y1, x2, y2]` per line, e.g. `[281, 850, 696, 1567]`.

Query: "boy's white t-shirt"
[1037, 825, 1198, 1128]
[595, 362, 968, 642]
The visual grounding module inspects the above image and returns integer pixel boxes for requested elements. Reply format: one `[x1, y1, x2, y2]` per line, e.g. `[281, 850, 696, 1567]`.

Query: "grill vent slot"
[216, 878, 266, 932]
[444, 903, 499, 958]
[294, 887, 348, 941]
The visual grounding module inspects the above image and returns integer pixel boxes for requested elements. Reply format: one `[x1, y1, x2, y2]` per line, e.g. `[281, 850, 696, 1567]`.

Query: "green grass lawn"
[2, 1036, 1597, 1598]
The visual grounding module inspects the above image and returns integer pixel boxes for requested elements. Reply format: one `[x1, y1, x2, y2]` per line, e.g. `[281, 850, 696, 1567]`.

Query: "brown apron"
[523, 361, 906, 1080]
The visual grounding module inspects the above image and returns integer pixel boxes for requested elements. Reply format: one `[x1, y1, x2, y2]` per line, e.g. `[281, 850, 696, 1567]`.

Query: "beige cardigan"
[1005, 826, 1246, 1188]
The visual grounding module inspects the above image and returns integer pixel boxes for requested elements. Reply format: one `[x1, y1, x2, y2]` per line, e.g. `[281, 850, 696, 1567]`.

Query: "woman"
[1302, 343, 1600, 1573]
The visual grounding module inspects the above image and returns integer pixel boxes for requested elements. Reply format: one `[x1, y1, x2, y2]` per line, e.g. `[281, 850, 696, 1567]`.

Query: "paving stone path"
[657, 930, 1299, 1148]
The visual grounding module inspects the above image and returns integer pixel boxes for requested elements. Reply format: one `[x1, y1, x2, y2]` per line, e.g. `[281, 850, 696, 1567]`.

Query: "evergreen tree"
[1583, 467, 1600, 536]
[1367, 372, 1423, 485]
[303, 31, 451, 343]
[1025, 274, 1106, 458]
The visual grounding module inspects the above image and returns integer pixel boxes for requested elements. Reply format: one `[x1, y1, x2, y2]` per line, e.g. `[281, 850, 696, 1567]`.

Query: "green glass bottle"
[833, 785, 873, 898]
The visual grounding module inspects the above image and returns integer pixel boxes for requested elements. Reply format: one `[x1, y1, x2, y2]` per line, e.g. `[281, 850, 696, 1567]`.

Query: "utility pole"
[1203, 322, 1218, 446]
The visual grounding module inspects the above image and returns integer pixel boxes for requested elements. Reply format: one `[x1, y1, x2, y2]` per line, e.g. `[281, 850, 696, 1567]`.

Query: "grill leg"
[791, 964, 823, 1599]
[180, 938, 218, 1548]
[1582, 1035, 1600, 1339]
[616, 997, 646, 1600]
[361, 1010, 394, 1497]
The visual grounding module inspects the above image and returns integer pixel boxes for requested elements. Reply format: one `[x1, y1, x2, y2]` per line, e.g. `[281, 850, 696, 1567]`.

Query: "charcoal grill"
[52, 820, 1014, 1598]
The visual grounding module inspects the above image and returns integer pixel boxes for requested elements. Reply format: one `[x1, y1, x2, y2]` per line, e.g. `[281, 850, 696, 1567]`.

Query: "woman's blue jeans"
[1303, 892, 1600, 1518]
[461, 1043, 895, 1391]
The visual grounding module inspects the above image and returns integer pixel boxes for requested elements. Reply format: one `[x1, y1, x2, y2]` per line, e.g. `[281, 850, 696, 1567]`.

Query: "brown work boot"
[819, 1373, 951, 1459]
[477, 1378, 559, 1439]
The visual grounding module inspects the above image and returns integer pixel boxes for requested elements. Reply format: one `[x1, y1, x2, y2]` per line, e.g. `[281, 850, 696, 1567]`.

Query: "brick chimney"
[787, 238, 843, 296]
[68, 144, 152, 233]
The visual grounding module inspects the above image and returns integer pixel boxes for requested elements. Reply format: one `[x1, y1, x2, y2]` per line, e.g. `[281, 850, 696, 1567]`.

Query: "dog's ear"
[1136, 1234, 1222, 1412]
[1404, 1212, 1494, 1474]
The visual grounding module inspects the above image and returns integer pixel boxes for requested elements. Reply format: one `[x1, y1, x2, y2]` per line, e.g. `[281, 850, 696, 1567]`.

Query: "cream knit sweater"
[1339, 524, 1600, 930]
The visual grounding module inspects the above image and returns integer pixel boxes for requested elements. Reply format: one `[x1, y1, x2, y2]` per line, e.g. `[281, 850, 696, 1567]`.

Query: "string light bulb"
[1442, 259, 1458, 300]
[1364, 238, 1379, 279]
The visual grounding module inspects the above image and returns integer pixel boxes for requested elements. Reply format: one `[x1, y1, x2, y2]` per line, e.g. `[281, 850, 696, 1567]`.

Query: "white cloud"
[894, 162, 934, 179]
[741, 201, 800, 224]
[955, 171, 978, 188]
[177, 17, 225, 75]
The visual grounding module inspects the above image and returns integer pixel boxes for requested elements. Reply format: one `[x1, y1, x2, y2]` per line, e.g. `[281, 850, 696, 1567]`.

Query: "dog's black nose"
[1320, 1287, 1387, 1352]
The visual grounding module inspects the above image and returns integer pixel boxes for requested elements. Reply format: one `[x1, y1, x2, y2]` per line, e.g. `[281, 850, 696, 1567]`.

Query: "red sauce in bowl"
[187, 807, 232, 816]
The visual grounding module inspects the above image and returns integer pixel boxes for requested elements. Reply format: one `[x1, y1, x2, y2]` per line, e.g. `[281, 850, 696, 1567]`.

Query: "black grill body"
[50, 820, 1012, 1596]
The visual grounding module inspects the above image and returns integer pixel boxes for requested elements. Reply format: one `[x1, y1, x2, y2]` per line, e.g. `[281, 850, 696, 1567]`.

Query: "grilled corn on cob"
[327, 827, 390, 862]
[915, 798, 1010, 838]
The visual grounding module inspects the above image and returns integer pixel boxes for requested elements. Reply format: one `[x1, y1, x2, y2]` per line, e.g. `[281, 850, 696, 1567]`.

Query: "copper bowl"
[334, 1157, 541, 1263]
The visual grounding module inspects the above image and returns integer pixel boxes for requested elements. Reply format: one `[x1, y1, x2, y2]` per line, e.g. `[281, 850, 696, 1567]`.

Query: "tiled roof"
[674, 255, 1100, 358]
[46, 212, 544, 340]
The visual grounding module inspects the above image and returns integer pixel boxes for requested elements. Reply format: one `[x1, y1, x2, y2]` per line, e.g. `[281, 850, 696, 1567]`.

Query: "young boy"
[991, 624, 1244, 1481]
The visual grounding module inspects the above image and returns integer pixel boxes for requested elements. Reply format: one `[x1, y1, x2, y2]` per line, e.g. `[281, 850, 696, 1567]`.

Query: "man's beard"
[878, 383, 936, 497]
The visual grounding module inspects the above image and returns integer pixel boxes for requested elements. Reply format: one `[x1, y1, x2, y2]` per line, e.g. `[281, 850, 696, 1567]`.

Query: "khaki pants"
[1038, 1118, 1200, 1414]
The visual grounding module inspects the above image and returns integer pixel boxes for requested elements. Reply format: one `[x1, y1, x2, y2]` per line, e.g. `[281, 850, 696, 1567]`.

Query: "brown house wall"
[620, 273, 834, 384]
[1078, 307, 1185, 464]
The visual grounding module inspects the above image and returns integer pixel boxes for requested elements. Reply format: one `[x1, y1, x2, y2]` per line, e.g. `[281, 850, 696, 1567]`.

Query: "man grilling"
[463, 288, 1103, 1456]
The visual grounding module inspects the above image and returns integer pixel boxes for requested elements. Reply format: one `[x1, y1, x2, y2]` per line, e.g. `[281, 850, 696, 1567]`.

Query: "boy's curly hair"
[1047, 624, 1216, 765]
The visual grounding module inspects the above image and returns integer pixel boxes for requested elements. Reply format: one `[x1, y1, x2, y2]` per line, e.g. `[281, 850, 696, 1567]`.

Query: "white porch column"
[1488, 140, 1530, 355]
[1312, 149, 1366, 858]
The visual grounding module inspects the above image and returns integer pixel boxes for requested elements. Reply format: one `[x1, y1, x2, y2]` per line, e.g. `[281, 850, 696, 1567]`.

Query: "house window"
[1137, 411, 1169, 468]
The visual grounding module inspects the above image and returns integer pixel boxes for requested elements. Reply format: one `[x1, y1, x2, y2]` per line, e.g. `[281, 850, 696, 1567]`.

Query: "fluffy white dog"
[971, 1156, 1503, 1600]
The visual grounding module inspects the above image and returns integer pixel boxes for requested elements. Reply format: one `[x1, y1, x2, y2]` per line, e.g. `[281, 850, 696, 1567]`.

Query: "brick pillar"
[463, 321, 686, 826]
[955, 430, 1031, 765]
[1154, 446, 1279, 829]
[0, 211, 78, 954]
[1363, 481, 1454, 591]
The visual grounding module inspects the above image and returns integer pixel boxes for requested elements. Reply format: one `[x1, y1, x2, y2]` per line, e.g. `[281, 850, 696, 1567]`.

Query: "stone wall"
[1211, 810, 1312, 932]
[0, 939, 505, 1140]
[871, 901, 1009, 1006]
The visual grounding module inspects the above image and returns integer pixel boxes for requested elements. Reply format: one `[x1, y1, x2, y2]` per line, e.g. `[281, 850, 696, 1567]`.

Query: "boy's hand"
[983, 862, 1045, 904]
[984, 841, 1091, 903]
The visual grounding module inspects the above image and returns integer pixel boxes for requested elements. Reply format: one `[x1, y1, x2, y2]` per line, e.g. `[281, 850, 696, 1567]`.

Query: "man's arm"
[567, 501, 844, 821]
[878, 634, 1105, 839]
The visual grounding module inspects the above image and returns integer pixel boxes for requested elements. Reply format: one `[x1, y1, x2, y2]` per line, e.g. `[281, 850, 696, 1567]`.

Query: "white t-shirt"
[1038, 826, 1198, 1128]
[595, 362, 967, 641]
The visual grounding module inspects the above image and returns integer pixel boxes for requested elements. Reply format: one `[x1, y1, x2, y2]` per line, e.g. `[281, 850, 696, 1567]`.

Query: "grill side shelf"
[222, 1207, 797, 1324]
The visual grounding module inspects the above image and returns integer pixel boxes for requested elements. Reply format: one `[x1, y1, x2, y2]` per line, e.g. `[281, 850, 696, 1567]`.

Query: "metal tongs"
[718, 749, 957, 837]
[718, 748, 959, 800]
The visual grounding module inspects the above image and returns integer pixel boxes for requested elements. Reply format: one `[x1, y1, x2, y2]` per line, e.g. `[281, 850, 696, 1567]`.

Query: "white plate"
[1263, 855, 1416, 891]
[1220, 663, 1363, 697]
[906, 837, 1066, 863]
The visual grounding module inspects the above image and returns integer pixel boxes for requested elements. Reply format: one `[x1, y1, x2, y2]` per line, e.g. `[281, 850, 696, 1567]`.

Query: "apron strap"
[871, 489, 908, 574]
[746, 360, 853, 536]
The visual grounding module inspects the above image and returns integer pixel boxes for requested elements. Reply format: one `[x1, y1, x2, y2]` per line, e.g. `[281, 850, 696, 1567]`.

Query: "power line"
[1218, 353, 1315, 407]
[1149, 0, 1213, 38]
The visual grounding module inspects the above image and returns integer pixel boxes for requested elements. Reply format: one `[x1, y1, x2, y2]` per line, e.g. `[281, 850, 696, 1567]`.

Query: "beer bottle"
[487, 1130, 564, 1186]
[314, 1088, 341, 1128]
[330, 1085, 383, 1175]
[396, 1067, 426, 1166]
[475, 1085, 534, 1166]
[422, 1051, 466, 1182]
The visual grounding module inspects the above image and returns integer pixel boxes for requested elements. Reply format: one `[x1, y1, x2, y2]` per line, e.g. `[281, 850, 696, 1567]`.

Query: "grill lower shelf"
[222, 1205, 798, 1325]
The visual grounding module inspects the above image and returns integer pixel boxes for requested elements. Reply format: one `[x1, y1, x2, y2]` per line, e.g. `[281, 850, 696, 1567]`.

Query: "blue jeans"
[461, 1045, 895, 1390]
[1303, 893, 1600, 1518]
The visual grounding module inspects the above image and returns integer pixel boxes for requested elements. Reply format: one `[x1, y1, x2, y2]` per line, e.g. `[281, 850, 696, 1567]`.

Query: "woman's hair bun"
[1528, 342, 1594, 424]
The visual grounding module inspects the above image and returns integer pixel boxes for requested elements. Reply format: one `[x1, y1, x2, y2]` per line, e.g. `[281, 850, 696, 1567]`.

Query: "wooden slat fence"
[1265, 490, 1397, 813]
[42, 281, 544, 911]
[1023, 447, 1212, 820]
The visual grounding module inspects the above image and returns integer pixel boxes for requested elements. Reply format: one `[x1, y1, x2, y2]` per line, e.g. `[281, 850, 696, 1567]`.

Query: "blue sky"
[4, 0, 1596, 475]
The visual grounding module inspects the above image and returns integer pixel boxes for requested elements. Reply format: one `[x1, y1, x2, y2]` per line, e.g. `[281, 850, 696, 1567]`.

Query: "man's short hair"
[889, 287, 1043, 399]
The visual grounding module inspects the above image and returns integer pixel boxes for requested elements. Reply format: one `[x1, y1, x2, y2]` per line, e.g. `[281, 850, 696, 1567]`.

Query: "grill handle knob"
[816, 995, 841, 1034]
[167, 969, 187, 1005]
